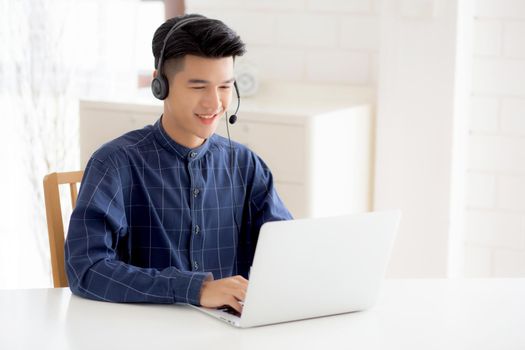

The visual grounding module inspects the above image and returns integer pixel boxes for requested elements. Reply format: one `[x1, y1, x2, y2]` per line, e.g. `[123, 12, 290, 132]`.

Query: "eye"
[191, 87, 205, 90]
[220, 86, 232, 89]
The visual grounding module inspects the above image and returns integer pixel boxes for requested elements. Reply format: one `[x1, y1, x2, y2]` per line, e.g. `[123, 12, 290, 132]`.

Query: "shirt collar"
[153, 116, 212, 161]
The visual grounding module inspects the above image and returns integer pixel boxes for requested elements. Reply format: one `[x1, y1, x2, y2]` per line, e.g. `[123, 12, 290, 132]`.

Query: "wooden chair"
[43, 171, 84, 288]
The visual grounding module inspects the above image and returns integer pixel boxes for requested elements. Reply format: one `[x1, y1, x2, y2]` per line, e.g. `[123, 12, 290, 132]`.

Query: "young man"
[65, 14, 292, 315]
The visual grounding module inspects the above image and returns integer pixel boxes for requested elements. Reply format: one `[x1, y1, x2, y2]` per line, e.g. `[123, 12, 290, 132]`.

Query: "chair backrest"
[43, 171, 84, 288]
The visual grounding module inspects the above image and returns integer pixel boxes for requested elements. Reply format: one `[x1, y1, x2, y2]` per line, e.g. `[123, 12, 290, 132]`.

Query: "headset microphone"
[225, 81, 241, 247]
[228, 81, 241, 124]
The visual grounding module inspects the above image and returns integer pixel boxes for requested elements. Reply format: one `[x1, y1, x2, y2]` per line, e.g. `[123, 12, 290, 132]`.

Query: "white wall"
[374, 0, 473, 278]
[186, 0, 381, 86]
[465, 0, 525, 277]
[187, 0, 525, 278]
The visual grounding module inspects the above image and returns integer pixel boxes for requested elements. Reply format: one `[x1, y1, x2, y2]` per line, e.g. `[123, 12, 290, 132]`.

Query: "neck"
[161, 113, 204, 149]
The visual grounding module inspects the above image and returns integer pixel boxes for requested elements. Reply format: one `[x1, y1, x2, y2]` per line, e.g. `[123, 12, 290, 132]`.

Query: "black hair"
[152, 13, 246, 75]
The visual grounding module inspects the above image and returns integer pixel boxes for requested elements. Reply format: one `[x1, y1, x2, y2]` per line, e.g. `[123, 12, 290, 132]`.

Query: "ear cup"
[151, 75, 169, 100]
[152, 17, 204, 100]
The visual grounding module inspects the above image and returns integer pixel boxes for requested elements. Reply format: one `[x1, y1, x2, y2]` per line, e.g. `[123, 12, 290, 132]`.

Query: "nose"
[200, 89, 222, 114]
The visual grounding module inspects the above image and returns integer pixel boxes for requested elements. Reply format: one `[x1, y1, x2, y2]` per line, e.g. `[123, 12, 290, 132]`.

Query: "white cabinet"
[80, 82, 374, 218]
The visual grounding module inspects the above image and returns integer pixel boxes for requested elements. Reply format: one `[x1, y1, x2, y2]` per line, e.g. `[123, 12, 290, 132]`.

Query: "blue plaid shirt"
[65, 117, 292, 305]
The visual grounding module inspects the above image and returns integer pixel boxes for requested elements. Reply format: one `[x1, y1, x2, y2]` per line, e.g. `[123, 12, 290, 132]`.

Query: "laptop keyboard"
[218, 305, 242, 317]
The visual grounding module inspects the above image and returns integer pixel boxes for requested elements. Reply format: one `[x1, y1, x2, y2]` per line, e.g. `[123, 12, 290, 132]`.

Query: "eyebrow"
[187, 78, 235, 84]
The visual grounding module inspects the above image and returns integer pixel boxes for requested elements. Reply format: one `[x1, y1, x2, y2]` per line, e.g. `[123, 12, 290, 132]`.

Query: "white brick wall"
[469, 96, 499, 131]
[466, 0, 525, 277]
[501, 98, 525, 134]
[476, 0, 525, 19]
[498, 175, 525, 211]
[186, 0, 379, 86]
[503, 22, 525, 57]
[466, 210, 525, 249]
[466, 172, 495, 208]
[473, 20, 501, 56]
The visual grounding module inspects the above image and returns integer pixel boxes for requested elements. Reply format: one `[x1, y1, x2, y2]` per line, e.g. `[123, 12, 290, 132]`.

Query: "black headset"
[151, 16, 241, 125]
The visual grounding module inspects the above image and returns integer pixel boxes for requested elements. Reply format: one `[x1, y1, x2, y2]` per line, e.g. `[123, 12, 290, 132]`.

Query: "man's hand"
[199, 275, 248, 314]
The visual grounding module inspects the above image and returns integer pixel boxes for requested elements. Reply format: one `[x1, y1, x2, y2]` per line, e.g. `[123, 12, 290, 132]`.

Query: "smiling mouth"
[195, 113, 217, 119]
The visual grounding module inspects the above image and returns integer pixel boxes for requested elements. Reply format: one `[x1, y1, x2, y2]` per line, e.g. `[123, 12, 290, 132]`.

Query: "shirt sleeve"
[247, 154, 294, 233]
[65, 156, 212, 304]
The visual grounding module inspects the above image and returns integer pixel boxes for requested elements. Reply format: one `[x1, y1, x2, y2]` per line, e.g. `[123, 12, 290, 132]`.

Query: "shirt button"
[193, 261, 199, 271]
[194, 225, 200, 235]
[193, 188, 200, 197]
[189, 152, 197, 158]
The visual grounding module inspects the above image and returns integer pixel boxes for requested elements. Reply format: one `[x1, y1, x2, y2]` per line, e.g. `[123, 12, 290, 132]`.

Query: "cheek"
[221, 91, 233, 108]
[169, 92, 198, 113]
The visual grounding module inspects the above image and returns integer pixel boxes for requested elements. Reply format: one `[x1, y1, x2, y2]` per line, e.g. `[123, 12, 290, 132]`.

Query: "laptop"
[188, 210, 402, 328]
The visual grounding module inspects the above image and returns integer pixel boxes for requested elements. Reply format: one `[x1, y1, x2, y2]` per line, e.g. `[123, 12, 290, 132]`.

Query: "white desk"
[1, 279, 524, 350]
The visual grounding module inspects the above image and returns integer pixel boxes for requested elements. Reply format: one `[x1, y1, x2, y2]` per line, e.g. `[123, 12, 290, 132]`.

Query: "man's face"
[158, 54, 234, 149]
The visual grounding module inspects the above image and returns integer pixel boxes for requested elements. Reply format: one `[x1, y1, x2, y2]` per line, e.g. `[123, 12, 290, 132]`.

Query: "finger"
[233, 275, 249, 287]
[234, 275, 249, 283]
[226, 296, 243, 314]
[222, 277, 247, 290]
[230, 281, 248, 293]
[230, 287, 247, 302]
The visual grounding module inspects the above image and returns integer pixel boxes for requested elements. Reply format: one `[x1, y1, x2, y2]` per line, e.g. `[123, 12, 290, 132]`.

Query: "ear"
[152, 70, 158, 78]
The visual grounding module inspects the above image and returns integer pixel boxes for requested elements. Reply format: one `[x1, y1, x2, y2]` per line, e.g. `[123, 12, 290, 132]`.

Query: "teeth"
[196, 113, 217, 119]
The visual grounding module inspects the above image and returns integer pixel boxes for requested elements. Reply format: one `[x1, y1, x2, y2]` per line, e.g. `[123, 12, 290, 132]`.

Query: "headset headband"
[156, 16, 203, 74]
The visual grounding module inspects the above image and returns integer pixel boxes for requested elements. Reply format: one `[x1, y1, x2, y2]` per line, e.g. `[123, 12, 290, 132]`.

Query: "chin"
[197, 128, 217, 140]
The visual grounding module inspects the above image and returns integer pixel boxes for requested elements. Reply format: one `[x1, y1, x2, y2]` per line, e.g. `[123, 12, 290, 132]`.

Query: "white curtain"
[0, 0, 163, 288]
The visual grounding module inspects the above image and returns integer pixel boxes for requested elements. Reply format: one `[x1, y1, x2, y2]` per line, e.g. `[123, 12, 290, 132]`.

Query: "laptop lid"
[239, 210, 401, 328]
